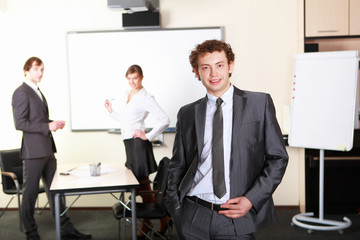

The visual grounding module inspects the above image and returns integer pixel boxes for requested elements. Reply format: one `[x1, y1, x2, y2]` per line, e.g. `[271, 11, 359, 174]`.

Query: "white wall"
[0, 0, 304, 208]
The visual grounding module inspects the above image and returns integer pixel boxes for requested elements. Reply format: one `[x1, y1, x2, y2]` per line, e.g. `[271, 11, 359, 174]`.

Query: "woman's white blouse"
[110, 88, 170, 141]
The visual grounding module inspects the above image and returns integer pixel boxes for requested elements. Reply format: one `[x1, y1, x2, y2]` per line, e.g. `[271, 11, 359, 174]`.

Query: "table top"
[50, 162, 139, 194]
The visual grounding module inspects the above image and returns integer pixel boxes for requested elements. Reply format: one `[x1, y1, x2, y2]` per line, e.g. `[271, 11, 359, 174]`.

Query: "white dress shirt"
[187, 84, 234, 204]
[110, 88, 170, 141]
[24, 78, 43, 101]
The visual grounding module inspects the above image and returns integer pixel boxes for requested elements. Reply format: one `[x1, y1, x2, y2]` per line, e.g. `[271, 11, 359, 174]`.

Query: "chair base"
[0, 195, 16, 217]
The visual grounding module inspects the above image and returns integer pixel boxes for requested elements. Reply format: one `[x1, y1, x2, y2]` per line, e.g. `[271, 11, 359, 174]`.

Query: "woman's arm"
[144, 95, 170, 141]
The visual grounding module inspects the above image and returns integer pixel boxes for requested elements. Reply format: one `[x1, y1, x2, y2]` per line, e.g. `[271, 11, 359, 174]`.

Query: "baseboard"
[275, 205, 299, 210]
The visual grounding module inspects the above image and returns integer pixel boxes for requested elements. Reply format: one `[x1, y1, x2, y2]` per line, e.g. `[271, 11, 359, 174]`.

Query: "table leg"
[131, 188, 137, 240]
[55, 193, 61, 240]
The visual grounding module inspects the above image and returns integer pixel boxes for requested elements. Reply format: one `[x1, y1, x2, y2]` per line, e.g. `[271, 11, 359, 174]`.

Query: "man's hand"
[49, 120, 65, 132]
[218, 196, 253, 218]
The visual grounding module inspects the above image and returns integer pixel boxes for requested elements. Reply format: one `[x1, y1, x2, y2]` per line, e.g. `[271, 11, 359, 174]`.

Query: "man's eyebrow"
[199, 63, 210, 67]
[200, 61, 225, 66]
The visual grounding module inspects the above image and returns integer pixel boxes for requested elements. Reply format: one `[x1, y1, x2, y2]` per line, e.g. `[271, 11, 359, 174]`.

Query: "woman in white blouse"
[104, 65, 170, 238]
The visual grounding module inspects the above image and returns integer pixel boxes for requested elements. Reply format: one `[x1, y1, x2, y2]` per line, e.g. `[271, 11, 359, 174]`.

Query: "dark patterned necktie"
[212, 98, 226, 199]
[38, 87, 49, 115]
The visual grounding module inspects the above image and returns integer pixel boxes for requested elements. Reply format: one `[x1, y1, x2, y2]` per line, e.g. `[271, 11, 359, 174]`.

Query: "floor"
[1, 209, 360, 239]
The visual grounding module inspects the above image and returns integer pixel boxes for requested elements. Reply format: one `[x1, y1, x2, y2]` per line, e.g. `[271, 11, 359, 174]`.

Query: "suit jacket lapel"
[23, 83, 49, 116]
[232, 87, 247, 136]
[38, 89, 49, 115]
[178, 96, 206, 201]
[194, 96, 207, 156]
[230, 87, 247, 197]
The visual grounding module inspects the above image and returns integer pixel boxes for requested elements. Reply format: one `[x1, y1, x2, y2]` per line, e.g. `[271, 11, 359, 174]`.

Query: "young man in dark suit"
[12, 57, 91, 240]
[167, 40, 289, 239]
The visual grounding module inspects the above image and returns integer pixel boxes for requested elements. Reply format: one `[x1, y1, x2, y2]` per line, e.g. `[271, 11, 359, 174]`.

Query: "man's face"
[25, 62, 44, 84]
[193, 51, 234, 98]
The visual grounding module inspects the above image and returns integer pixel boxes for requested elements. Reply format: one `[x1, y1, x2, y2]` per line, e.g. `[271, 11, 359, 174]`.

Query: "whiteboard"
[288, 51, 359, 151]
[67, 27, 223, 131]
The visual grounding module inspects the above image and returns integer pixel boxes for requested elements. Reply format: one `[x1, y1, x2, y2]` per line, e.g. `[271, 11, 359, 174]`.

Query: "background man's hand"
[49, 120, 65, 132]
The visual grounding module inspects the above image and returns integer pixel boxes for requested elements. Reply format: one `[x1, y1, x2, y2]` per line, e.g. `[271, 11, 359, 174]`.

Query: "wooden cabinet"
[305, 0, 348, 37]
[305, 0, 360, 37]
[350, 0, 360, 35]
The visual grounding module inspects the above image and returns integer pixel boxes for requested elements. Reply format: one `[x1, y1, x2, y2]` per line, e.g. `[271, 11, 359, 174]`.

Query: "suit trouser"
[21, 155, 73, 235]
[173, 197, 255, 240]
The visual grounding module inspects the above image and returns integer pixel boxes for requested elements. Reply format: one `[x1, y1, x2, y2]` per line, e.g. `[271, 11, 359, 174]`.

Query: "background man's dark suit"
[12, 83, 72, 235]
[167, 86, 289, 235]
[12, 83, 56, 159]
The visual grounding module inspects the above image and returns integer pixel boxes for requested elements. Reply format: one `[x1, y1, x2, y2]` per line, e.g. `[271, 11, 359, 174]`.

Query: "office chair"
[112, 157, 171, 240]
[0, 149, 47, 232]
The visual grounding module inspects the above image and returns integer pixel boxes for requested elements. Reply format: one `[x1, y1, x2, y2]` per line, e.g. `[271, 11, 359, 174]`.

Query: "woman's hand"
[133, 129, 147, 140]
[104, 99, 113, 113]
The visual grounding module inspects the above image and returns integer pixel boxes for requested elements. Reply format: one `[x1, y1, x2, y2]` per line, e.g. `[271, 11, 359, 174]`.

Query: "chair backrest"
[0, 149, 23, 193]
[153, 157, 170, 211]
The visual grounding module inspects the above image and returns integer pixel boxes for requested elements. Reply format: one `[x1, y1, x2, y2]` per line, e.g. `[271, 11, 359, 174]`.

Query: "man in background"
[12, 57, 91, 240]
[167, 40, 289, 239]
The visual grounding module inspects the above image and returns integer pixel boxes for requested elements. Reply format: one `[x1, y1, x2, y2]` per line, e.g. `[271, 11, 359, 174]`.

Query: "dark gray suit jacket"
[167, 86, 289, 234]
[12, 83, 56, 159]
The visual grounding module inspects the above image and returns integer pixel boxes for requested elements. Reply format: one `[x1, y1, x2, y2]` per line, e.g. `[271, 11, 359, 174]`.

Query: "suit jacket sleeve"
[243, 94, 288, 213]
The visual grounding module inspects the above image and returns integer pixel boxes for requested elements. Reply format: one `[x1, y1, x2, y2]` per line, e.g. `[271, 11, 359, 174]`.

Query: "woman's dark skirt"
[123, 138, 157, 179]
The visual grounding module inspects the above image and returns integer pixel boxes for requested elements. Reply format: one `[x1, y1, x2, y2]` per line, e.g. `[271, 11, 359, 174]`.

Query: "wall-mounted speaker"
[304, 43, 319, 52]
[122, 11, 160, 29]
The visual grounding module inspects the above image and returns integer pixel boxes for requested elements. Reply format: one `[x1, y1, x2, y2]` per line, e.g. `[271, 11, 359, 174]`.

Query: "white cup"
[89, 163, 101, 176]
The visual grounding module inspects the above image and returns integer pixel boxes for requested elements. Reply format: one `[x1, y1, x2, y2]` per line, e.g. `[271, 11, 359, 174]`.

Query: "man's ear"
[193, 68, 201, 80]
[228, 61, 234, 74]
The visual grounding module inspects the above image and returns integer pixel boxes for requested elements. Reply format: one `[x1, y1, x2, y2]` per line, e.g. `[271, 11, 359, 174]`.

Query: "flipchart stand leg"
[291, 149, 352, 234]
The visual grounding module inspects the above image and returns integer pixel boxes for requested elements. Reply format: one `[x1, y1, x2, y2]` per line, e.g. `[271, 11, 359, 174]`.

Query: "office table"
[50, 162, 139, 240]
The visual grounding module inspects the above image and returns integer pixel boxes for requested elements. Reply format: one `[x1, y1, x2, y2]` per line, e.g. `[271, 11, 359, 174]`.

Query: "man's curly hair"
[189, 40, 235, 80]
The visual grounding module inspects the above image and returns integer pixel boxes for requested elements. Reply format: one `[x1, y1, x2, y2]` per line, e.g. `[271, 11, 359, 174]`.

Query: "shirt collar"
[206, 84, 234, 105]
[23, 78, 39, 92]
